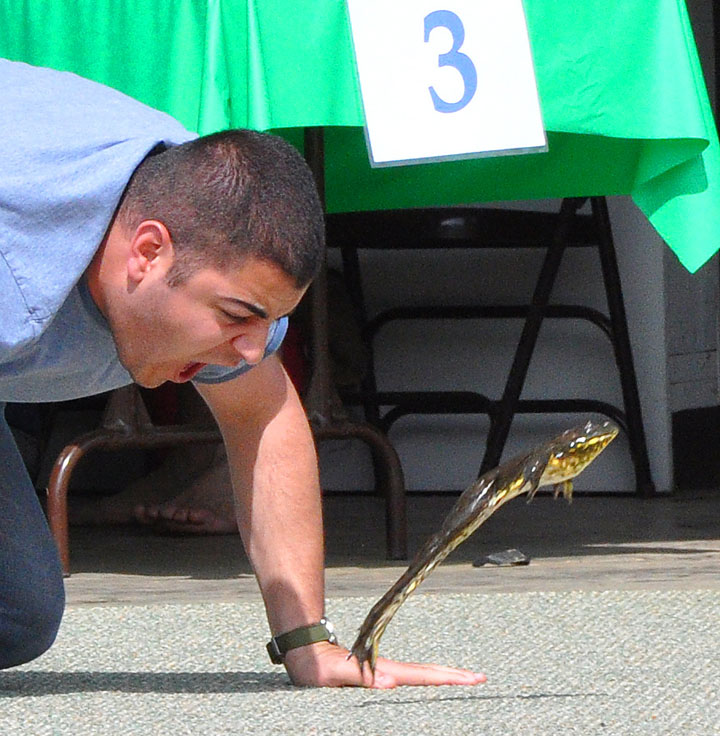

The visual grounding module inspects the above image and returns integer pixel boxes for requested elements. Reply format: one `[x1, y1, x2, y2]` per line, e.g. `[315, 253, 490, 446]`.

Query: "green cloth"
[1, 0, 717, 271]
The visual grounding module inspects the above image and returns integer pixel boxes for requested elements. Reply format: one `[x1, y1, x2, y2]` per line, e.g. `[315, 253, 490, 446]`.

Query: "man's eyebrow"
[222, 298, 268, 320]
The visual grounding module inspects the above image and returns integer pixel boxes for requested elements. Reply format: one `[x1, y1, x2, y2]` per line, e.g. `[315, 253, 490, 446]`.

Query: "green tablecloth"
[1, 0, 718, 272]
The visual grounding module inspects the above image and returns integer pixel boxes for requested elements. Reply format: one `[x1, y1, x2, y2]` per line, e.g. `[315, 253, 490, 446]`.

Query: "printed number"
[424, 10, 477, 113]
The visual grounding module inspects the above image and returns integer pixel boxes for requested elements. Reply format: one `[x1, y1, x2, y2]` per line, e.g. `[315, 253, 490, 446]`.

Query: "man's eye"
[220, 310, 250, 323]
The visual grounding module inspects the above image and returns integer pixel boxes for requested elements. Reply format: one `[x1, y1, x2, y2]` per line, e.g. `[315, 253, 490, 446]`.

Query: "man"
[0, 59, 486, 688]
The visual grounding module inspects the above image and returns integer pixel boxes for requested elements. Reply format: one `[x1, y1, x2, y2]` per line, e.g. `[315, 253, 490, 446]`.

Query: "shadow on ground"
[0, 670, 291, 696]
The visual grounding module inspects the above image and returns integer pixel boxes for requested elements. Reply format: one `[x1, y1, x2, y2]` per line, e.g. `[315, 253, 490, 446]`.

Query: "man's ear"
[127, 220, 174, 284]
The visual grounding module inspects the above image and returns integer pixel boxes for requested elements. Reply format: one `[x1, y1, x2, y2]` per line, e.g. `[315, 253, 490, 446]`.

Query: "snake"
[348, 419, 619, 673]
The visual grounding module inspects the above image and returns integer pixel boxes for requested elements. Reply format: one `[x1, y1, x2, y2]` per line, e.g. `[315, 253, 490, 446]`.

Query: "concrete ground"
[64, 489, 720, 604]
[3, 488, 720, 735]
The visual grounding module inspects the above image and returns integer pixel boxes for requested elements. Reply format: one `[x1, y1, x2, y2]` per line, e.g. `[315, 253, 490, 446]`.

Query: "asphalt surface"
[2, 591, 718, 735]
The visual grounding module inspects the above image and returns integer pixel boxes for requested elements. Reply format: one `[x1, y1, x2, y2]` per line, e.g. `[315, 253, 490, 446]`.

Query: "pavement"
[3, 489, 720, 735]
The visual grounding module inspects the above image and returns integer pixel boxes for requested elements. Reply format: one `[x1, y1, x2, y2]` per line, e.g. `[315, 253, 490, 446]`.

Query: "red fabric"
[280, 321, 308, 394]
[142, 382, 179, 425]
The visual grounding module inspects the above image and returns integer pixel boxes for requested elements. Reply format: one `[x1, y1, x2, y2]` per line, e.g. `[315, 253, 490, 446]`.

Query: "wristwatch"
[266, 617, 338, 664]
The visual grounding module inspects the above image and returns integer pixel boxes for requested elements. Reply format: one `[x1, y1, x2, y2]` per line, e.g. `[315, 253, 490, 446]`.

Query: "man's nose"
[230, 326, 268, 365]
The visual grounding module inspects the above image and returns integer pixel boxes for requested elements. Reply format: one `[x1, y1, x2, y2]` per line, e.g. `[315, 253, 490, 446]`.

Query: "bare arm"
[196, 355, 325, 638]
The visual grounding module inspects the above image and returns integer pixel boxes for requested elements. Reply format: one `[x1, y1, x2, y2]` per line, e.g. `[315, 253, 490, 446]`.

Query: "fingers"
[344, 653, 485, 689]
[372, 657, 486, 688]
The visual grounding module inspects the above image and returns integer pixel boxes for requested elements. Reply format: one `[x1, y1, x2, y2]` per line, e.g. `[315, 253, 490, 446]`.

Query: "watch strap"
[266, 618, 336, 664]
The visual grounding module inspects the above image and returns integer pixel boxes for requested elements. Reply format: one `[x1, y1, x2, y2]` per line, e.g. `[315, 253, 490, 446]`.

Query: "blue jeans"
[0, 405, 65, 669]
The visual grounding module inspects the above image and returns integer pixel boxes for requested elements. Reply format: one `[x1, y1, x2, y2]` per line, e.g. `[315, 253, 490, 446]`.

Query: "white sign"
[346, 0, 547, 167]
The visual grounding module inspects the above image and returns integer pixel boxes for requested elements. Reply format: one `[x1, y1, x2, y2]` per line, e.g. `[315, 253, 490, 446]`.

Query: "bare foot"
[70, 444, 238, 534]
[133, 447, 237, 533]
[69, 461, 181, 526]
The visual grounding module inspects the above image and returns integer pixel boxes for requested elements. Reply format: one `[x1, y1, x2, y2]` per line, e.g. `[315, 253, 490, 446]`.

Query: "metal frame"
[327, 197, 655, 495]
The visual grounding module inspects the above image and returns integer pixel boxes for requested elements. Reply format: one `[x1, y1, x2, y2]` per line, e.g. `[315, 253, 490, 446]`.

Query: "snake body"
[349, 419, 619, 672]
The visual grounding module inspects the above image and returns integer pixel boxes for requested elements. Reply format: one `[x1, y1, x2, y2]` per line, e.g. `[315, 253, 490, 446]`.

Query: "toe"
[133, 502, 237, 534]
[186, 508, 214, 525]
[133, 503, 156, 523]
[160, 505, 188, 523]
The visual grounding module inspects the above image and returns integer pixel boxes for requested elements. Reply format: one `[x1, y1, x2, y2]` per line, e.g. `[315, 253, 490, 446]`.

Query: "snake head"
[541, 419, 619, 486]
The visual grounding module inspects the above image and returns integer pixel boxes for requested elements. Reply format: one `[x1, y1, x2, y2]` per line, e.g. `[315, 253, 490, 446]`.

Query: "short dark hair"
[117, 129, 325, 288]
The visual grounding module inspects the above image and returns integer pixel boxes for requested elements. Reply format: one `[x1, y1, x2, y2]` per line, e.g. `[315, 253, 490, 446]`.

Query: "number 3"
[424, 10, 478, 113]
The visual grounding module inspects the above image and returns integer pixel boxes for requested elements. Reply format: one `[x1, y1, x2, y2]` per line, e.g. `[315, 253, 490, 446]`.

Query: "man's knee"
[1, 578, 65, 669]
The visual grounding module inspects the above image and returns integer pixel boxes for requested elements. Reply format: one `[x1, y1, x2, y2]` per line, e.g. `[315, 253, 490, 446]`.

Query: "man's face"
[107, 254, 307, 389]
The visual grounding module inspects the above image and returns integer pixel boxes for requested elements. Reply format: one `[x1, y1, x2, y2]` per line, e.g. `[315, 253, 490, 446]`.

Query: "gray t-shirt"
[0, 59, 286, 402]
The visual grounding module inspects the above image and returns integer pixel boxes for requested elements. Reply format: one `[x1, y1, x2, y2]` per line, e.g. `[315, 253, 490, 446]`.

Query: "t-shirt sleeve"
[192, 316, 289, 385]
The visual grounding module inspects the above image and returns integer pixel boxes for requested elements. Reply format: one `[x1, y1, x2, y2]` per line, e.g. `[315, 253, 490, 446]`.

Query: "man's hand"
[284, 641, 487, 689]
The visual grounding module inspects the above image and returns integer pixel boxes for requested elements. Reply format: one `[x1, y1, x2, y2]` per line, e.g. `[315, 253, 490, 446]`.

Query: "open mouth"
[176, 362, 207, 382]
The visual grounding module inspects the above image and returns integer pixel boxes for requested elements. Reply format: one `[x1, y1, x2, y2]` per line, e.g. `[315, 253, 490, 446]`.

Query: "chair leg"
[591, 197, 655, 496]
[46, 430, 109, 576]
[340, 244, 382, 427]
[314, 421, 407, 560]
[479, 198, 585, 475]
